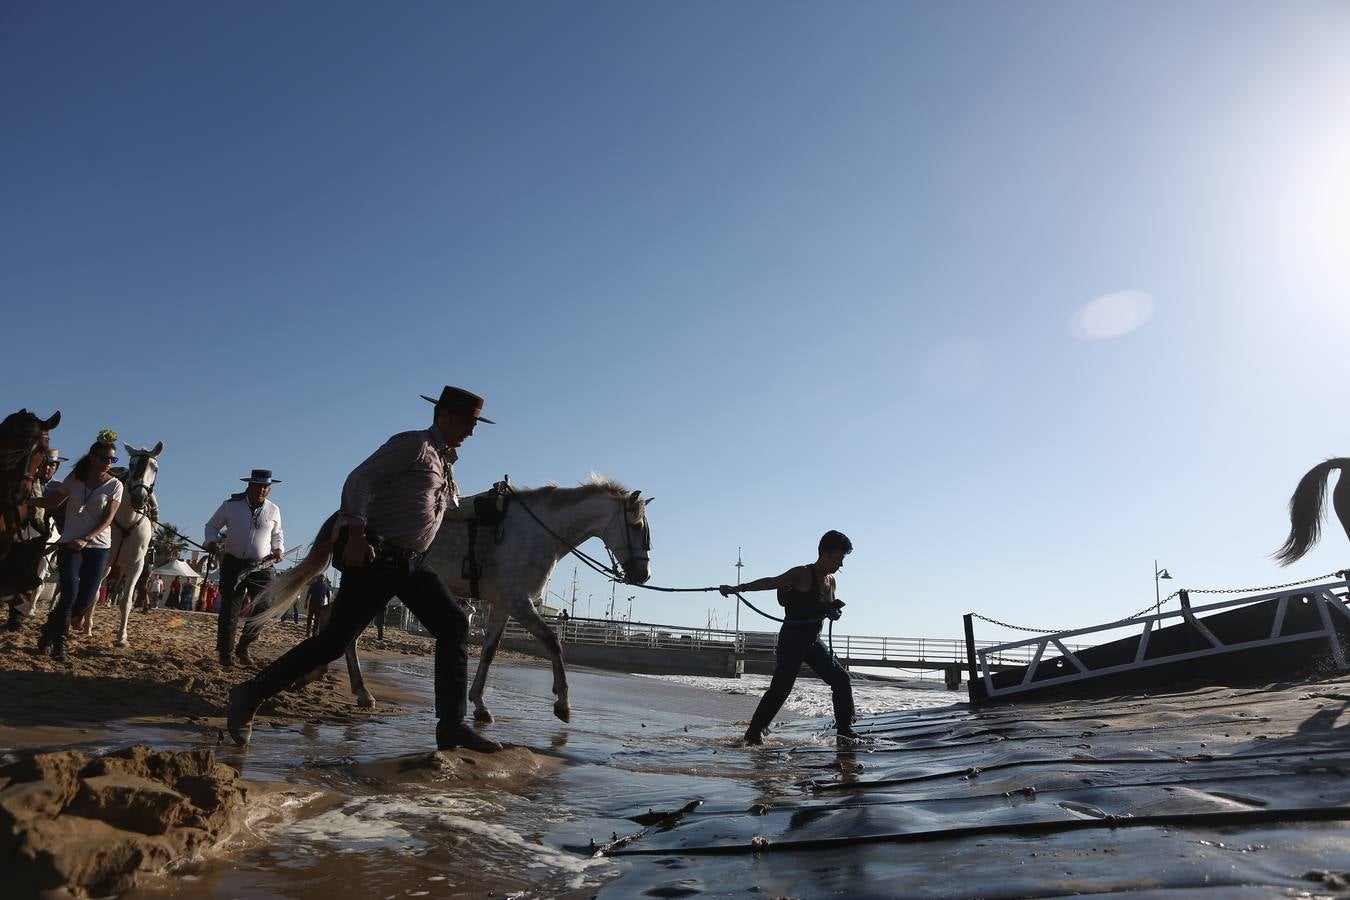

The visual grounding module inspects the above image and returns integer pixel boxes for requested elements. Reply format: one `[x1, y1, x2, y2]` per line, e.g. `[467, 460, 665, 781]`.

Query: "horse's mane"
[511, 474, 631, 503]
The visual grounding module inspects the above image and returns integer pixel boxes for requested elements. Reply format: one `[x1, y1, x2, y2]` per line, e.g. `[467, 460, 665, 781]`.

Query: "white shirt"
[204, 494, 284, 560]
[149, 575, 164, 594]
[63, 477, 124, 549]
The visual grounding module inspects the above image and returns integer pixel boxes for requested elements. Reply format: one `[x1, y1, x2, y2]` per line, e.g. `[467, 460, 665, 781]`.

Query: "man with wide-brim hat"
[205, 469, 285, 667]
[227, 385, 502, 753]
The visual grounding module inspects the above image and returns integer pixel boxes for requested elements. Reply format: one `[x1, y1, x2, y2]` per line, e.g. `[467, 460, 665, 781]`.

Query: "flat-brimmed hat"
[44, 449, 69, 463]
[420, 385, 496, 424]
[240, 469, 282, 485]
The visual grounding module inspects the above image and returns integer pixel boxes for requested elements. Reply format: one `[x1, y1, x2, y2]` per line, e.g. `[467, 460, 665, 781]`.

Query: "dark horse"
[1275, 458, 1350, 565]
[0, 408, 60, 588]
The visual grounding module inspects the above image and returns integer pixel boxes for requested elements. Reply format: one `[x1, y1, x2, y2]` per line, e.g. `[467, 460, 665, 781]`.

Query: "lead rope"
[504, 485, 839, 652]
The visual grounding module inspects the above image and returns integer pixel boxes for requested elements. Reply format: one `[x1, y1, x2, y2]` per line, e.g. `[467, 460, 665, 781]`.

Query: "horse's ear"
[41, 411, 60, 430]
[150, 441, 164, 458]
[124, 442, 135, 456]
[629, 490, 641, 502]
[643, 497, 654, 506]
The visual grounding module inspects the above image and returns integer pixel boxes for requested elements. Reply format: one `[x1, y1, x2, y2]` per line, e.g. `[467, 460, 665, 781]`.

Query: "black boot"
[436, 719, 502, 753]
[235, 643, 254, 666]
[51, 634, 67, 662]
[6, 607, 22, 632]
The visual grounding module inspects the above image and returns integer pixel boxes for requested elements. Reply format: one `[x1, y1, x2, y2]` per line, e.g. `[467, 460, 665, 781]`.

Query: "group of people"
[142, 573, 219, 613]
[11, 383, 862, 753]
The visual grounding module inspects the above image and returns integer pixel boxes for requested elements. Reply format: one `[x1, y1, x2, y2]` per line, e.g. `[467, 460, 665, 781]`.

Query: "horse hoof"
[473, 708, 494, 723]
[356, 692, 376, 709]
[114, 639, 128, 648]
[554, 702, 571, 723]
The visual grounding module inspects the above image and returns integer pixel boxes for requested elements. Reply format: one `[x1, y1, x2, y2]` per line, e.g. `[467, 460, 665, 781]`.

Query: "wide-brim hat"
[420, 385, 496, 424]
[44, 449, 69, 463]
[241, 469, 282, 485]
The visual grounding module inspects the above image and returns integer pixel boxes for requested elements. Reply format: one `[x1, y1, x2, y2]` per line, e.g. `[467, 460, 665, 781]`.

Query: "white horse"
[82, 442, 162, 646]
[251, 476, 653, 722]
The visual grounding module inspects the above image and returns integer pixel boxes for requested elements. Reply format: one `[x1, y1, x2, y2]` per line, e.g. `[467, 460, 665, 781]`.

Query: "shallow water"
[96, 659, 955, 898]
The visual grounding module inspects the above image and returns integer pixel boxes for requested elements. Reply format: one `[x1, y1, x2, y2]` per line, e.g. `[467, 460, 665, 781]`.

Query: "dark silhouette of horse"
[1275, 458, 1350, 565]
[0, 408, 60, 576]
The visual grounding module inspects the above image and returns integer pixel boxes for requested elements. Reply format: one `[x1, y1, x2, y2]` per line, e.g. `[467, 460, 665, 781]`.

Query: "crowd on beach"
[2, 437, 335, 661]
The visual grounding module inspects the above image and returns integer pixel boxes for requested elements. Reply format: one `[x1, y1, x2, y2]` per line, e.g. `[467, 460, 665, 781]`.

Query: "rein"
[503, 485, 833, 640]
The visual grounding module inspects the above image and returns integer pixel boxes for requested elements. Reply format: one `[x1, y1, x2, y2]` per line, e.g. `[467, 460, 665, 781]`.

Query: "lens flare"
[1069, 290, 1155, 340]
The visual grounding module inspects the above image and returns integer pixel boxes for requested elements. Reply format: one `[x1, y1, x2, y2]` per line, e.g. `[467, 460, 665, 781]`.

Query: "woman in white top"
[37, 431, 123, 661]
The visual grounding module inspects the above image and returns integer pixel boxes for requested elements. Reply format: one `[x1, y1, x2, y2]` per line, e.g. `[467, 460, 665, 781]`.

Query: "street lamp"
[1154, 560, 1172, 611]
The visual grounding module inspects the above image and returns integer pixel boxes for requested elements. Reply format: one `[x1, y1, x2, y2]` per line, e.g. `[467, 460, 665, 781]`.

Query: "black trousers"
[216, 554, 272, 655]
[249, 553, 469, 721]
[749, 624, 855, 735]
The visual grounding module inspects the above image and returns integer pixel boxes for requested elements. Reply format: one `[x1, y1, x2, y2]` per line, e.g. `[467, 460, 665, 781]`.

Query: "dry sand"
[0, 606, 527, 736]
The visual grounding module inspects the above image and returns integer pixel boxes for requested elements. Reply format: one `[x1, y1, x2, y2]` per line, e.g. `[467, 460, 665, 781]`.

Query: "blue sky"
[5, 2, 1349, 643]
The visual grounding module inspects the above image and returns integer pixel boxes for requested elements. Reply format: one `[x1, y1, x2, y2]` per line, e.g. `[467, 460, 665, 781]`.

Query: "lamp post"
[1154, 560, 1172, 612]
[734, 547, 744, 637]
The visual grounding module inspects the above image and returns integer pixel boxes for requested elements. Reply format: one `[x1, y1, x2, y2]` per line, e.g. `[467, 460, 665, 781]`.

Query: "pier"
[389, 608, 1042, 687]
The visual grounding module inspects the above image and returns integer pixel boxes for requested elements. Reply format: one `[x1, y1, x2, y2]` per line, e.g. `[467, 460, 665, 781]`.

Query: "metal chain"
[967, 612, 1068, 634]
[1186, 572, 1342, 595]
[973, 571, 1346, 635]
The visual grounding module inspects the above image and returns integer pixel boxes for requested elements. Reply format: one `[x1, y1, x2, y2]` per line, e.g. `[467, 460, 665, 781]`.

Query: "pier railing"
[405, 613, 1050, 669]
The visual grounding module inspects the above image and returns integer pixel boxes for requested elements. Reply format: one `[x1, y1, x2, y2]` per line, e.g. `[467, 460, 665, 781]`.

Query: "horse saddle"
[461, 479, 511, 597]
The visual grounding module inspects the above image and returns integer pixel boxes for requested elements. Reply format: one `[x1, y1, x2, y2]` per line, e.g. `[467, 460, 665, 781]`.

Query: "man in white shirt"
[205, 469, 284, 668]
[146, 573, 164, 611]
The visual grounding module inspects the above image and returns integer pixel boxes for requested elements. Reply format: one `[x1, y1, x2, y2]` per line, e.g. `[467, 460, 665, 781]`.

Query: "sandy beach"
[7, 607, 1350, 897]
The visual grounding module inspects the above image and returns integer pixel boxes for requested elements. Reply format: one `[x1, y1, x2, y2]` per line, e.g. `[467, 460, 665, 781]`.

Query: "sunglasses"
[97, 455, 118, 463]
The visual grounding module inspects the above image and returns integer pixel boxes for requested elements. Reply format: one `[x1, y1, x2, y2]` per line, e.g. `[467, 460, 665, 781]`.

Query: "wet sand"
[7, 608, 1350, 897]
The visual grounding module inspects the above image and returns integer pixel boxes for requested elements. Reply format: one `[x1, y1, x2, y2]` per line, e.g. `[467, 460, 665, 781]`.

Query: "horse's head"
[0, 408, 60, 504]
[121, 441, 164, 512]
[601, 489, 652, 585]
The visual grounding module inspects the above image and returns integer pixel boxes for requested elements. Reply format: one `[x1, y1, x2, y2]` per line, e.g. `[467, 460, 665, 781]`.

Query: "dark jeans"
[248, 553, 469, 721]
[749, 624, 855, 735]
[216, 554, 272, 655]
[45, 545, 110, 638]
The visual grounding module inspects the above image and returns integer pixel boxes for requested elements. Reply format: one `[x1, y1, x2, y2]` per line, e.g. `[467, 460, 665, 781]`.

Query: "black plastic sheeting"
[596, 677, 1350, 898]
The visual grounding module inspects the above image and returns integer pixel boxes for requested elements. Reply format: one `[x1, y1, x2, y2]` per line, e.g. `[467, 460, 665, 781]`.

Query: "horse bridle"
[506, 485, 650, 584]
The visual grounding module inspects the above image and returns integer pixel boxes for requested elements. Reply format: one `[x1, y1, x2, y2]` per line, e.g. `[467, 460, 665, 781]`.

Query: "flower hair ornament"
[97, 428, 118, 444]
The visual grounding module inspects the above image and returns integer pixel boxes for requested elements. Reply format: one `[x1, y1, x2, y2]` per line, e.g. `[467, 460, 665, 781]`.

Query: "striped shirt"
[341, 425, 459, 553]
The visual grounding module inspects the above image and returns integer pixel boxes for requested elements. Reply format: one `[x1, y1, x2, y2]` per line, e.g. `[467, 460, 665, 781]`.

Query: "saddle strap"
[461, 519, 482, 600]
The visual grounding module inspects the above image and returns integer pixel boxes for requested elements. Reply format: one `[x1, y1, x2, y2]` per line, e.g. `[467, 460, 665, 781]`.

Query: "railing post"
[963, 614, 979, 686]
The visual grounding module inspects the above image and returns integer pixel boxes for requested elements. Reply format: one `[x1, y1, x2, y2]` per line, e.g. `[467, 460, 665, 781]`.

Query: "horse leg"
[469, 608, 509, 723]
[512, 601, 570, 723]
[346, 633, 375, 708]
[288, 604, 334, 691]
[114, 581, 132, 646]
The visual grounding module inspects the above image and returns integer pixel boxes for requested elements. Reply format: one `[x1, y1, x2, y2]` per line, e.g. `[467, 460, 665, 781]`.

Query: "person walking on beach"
[205, 470, 284, 667]
[226, 385, 502, 754]
[36, 432, 124, 661]
[146, 572, 164, 610]
[304, 575, 331, 636]
[720, 530, 862, 746]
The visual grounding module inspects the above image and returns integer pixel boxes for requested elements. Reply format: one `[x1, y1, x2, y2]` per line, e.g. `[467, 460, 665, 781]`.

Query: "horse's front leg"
[469, 607, 509, 722]
[512, 601, 569, 723]
[346, 632, 375, 708]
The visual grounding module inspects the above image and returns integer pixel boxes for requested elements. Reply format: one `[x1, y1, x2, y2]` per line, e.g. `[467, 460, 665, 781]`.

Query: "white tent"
[152, 559, 201, 580]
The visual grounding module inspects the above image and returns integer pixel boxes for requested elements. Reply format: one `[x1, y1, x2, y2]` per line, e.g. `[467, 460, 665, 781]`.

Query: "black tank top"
[777, 564, 825, 628]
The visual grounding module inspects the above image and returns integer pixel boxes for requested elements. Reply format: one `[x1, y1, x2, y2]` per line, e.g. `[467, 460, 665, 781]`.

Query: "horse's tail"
[1274, 459, 1350, 565]
[248, 512, 340, 625]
